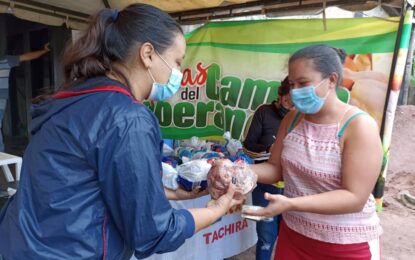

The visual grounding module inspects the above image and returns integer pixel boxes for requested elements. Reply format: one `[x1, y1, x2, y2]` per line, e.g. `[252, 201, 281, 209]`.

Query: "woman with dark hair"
[243, 77, 292, 259]
[0, 4, 241, 259]
[245, 45, 383, 259]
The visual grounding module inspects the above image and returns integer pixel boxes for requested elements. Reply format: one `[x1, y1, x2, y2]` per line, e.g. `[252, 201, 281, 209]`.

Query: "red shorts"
[275, 220, 380, 260]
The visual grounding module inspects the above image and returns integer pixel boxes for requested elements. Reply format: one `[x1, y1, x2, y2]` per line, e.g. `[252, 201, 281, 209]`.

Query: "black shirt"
[243, 101, 284, 153]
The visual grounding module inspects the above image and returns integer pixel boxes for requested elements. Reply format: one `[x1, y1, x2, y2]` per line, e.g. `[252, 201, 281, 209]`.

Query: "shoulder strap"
[338, 106, 354, 125]
[337, 112, 367, 139]
[288, 111, 301, 133]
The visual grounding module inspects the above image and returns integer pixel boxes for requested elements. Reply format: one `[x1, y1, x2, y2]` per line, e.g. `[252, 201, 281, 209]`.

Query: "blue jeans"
[252, 183, 283, 260]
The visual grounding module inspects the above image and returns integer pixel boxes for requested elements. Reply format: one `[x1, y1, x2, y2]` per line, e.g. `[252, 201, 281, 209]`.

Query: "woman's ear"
[139, 42, 155, 69]
[329, 72, 339, 88]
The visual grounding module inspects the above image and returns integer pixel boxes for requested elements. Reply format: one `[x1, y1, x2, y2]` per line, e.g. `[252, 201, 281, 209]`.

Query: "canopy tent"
[0, 0, 413, 205]
[0, 0, 404, 29]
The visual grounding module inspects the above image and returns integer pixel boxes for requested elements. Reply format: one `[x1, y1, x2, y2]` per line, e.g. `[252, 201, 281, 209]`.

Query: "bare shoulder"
[347, 110, 379, 135]
[342, 108, 381, 146]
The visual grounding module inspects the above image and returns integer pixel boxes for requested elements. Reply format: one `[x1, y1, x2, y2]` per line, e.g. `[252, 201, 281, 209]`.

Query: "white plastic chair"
[0, 152, 22, 183]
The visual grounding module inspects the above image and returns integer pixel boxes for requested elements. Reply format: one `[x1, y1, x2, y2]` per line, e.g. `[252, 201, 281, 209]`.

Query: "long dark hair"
[33, 3, 182, 103]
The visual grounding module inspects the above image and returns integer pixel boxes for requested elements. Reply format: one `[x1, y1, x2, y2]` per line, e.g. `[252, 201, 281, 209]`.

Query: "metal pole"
[380, 0, 407, 138]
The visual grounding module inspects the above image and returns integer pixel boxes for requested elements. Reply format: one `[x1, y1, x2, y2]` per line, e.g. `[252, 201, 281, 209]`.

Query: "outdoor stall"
[1, 1, 413, 259]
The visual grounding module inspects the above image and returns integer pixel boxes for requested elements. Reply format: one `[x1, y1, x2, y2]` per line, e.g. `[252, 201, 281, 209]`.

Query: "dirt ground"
[380, 105, 415, 260]
[231, 105, 415, 260]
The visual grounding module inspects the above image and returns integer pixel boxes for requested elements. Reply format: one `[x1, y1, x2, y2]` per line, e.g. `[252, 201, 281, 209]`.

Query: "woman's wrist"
[207, 201, 228, 217]
[285, 196, 296, 212]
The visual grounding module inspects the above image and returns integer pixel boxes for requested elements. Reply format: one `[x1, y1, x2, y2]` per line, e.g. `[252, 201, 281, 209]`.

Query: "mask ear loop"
[155, 50, 173, 70]
[315, 78, 331, 99]
[147, 68, 156, 83]
[322, 87, 331, 99]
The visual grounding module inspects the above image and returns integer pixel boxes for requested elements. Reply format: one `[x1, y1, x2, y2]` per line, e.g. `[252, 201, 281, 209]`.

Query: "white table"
[131, 195, 257, 260]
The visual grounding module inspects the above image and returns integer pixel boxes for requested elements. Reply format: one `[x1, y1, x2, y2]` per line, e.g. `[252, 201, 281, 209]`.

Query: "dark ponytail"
[332, 47, 347, 64]
[62, 3, 182, 88]
[33, 4, 182, 103]
[63, 9, 114, 83]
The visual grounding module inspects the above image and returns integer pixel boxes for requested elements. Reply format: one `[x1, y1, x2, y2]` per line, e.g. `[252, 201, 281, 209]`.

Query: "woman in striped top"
[245, 44, 383, 260]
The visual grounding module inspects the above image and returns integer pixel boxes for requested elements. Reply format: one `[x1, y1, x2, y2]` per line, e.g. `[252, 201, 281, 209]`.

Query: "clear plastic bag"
[176, 159, 212, 191]
[207, 159, 257, 199]
[162, 162, 179, 190]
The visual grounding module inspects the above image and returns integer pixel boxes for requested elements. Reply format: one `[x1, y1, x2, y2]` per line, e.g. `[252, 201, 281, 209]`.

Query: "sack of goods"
[176, 159, 212, 192]
[162, 162, 179, 190]
[207, 159, 257, 200]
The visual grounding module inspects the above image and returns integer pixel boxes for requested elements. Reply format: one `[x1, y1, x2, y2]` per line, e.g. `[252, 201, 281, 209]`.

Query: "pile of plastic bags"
[161, 132, 256, 196]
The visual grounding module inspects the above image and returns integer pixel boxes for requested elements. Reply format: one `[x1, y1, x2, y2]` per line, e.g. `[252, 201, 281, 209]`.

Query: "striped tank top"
[281, 109, 382, 244]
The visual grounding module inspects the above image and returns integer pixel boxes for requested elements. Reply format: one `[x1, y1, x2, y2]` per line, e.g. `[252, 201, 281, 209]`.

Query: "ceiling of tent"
[0, 0, 405, 29]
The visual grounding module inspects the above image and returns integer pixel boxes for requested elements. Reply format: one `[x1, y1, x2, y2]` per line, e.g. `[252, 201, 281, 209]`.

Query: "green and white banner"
[144, 16, 414, 210]
[145, 17, 401, 141]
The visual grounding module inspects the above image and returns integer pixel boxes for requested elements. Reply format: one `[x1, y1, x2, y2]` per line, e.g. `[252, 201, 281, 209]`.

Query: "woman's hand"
[206, 184, 245, 215]
[207, 159, 233, 199]
[187, 184, 245, 233]
[165, 187, 209, 200]
[242, 193, 292, 218]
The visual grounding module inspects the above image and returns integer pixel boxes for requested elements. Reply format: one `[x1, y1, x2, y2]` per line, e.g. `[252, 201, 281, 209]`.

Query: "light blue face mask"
[290, 79, 329, 114]
[148, 53, 183, 101]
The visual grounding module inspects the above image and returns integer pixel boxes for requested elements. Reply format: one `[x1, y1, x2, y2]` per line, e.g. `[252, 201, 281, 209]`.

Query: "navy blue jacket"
[0, 76, 194, 259]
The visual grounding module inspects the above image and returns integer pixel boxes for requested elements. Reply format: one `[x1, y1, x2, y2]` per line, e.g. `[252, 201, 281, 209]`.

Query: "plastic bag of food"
[162, 162, 179, 190]
[207, 159, 233, 199]
[232, 162, 257, 197]
[223, 131, 243, 156]
[162, 143, 175, 157]
[207, 159, 257, 200]
[181, 136, 207, 150]
[177, 159, 212, 191]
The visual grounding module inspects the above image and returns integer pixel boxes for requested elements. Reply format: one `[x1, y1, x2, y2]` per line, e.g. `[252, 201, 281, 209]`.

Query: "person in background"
[243, 77, 293, 260]
[0, 43, 50, 152]
[245, 44, 383, 259]
[0, 43, 50, 199]
[0, 4, 242, 259]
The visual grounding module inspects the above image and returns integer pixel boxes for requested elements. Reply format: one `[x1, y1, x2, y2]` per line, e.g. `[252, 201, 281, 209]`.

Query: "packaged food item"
[180, 136, 207, 150]
[161, 162, 179, 190]
[223, 131, 243, 156]
[241, 205, 273, 222]
[232, 163, 257, 199]
[177, 159, 212, 191]
[207, 159, 233, 199]
[207, 159, 257, 199]
[175, 147, 194, 161]
[162, 143, 174, 157]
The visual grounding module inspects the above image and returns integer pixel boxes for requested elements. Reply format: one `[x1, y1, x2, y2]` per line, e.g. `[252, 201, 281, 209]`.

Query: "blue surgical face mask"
[290, 79, 329, 114]
[148, 53, 183, 101]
